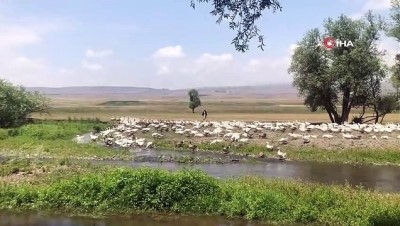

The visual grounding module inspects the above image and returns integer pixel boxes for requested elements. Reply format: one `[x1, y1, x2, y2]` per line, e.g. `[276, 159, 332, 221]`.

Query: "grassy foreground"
[0, 167, 399, 226]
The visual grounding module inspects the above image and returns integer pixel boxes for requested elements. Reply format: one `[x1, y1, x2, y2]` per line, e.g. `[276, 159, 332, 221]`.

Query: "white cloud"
[362, 0, 391, 11]
[244, 56, 290, 75]
[12, 57, 44, 70]
[85, 49, 113, 58]
[288, 44, 299, 55]
[248, 59, 261, 66]
[0, 21, 58, 86]
[0, 27, 41, 50]
[152, 45, 185, 59]
[81, 60, 103, 71]
[349, 13, 364, 20]
[350, 0, 391, 19]
[59, 68, 73, 74]
[378, 36, 399, 67]
[150, 49, 292, 89]
[196, 53, 233, 64]
[157, 66, 170, 75]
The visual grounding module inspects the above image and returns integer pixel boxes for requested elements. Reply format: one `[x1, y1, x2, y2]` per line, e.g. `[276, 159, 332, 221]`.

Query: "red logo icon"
[323, 37, 336, 49]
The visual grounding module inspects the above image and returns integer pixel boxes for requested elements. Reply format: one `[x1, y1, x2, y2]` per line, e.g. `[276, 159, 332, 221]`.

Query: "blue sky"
[0, 0, 397, 89]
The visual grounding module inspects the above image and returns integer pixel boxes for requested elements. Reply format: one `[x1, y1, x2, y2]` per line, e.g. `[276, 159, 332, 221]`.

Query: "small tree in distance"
[188, 89, 201, 113]
[0, 79, 49, 127]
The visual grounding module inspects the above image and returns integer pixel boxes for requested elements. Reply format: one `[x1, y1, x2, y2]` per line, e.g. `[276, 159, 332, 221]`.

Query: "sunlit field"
[31, 96, 400, 122]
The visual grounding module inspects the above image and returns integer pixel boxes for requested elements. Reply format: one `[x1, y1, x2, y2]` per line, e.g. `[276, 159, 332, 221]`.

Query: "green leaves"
[289, 13, 387, 124]
[388, 0, 400, 42]
[191, 0, 282, 52]
[188, 89, 201, 112]
[0, 79, 49, 128]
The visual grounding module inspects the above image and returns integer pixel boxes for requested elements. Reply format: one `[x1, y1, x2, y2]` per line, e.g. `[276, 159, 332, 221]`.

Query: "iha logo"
[323, 36, 354, 49]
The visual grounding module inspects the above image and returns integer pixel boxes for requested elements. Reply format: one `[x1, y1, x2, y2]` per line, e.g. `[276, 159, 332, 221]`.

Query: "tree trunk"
[342, 106, 352, 124]
[324, 102, 341, 124]
[359, 105, 366, 118]
[327, 111, 334, 123]
[374, 110, 379, 124]
[340, 88, 351, 124]
[380, 114, 386, 124]
[192, 108, 194, 113]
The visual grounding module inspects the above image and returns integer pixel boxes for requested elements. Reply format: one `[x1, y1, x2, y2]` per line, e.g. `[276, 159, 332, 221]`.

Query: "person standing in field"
[202, 109, 208, 121]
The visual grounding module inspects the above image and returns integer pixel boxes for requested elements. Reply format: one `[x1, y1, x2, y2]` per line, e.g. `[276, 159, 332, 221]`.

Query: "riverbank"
[0, 166, 399, 226]
[152, 139, 400, 166]
[1, 120, 400, 166]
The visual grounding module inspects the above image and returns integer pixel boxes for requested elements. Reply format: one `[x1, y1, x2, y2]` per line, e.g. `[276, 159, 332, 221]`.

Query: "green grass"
[0, 119, 107, 139]
[0, 120, 130, 160]
[0, 158, 32, 177]
[0, 167, 399, 226]
[99, 101, 144, 106]
[284, 148, 400, 165]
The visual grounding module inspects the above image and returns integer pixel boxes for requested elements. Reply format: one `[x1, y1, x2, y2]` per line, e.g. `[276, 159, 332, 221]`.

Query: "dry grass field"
[32, 95, 400, 122]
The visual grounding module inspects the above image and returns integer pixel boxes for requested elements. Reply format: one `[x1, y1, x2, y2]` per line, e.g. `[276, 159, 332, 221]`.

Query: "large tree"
[188, 89, 201, 113]
[0, 79, 49, 127]
[388, 0, 400, 41]
[191, 0, 282, 52]
[388, 0, 400, 100]
[288, 12, 387, 124]
[390, 55, 400, 100]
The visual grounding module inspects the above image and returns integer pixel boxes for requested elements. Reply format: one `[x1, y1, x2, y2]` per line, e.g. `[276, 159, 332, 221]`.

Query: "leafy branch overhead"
[191, 0, 282, 52]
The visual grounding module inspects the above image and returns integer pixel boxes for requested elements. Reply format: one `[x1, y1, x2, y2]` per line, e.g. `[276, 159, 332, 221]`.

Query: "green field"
[31, 96, 400, 122]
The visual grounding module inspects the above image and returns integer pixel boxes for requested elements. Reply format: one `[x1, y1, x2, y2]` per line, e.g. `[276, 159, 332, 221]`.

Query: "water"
[92, 157, 400, 193]
[2, 149, 400, 225]
[0, 212, 279, 226]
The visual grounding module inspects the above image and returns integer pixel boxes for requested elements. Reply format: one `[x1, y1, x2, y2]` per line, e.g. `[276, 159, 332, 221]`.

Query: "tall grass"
[0, 168, 399, 225]
[6, 120, 108, 140]
[0, 120, 129, 159]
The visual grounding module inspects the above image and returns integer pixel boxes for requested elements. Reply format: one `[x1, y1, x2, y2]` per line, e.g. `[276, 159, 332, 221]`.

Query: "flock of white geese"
[76, 117, 400, 161]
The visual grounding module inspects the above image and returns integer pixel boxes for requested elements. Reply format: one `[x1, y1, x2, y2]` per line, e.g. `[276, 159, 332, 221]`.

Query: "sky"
[0, 0, 398, 89]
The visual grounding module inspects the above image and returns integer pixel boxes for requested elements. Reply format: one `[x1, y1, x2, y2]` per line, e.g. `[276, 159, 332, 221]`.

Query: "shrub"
[0, 129, 8, 140]
[0, 79, 49, 128]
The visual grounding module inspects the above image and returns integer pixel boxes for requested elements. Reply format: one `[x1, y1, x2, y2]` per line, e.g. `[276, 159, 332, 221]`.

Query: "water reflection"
[0, 213, 275, 226]
[93, 159, 400, 193]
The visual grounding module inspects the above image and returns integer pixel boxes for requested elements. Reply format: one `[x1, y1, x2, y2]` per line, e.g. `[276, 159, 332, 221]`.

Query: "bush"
[0, 168, 399, 225]
[0, 129, 8, 140]
[0, 79, 49, 128]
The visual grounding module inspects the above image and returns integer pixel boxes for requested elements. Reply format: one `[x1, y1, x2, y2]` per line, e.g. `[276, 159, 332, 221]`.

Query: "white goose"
[277, 148, 287, 160]
[266, 142, 274, 151]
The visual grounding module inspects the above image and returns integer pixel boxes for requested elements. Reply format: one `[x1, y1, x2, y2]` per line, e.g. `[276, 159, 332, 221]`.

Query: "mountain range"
[26, 82, 396, 100]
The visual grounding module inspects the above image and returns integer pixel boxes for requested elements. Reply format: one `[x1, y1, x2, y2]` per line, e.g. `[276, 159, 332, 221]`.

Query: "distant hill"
[26, 83, 299, 100]
[26, 86, 168, 95]
[26, 81, 396, 100]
